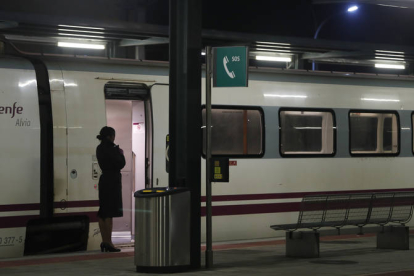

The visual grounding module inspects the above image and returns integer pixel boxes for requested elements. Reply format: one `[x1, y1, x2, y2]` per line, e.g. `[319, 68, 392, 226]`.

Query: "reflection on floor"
[4, 235, 414, 275]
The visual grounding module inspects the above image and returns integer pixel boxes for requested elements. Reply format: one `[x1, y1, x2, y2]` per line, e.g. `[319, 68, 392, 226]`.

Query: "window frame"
[278, 107, 337, 158]
[349, 109, 400, 157]
[411, 111, 414, 155]
[201, 105, 266, 159]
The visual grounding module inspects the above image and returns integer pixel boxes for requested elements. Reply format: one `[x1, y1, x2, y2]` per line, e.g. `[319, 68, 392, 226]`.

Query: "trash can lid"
[134, 187, 189, 198]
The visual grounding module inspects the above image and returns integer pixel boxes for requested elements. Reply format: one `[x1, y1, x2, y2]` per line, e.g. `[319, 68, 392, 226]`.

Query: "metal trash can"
[134, 187, 190, 273]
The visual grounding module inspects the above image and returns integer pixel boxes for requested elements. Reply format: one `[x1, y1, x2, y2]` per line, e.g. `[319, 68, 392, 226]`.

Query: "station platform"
[2, 233, 414, 276]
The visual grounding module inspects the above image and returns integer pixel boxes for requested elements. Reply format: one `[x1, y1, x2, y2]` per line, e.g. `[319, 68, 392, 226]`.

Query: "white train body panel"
[44, 61, 169, 250]
[201, 73, 414, 241]
[0, 58, 41, 258]
[1, 56, 414, 258]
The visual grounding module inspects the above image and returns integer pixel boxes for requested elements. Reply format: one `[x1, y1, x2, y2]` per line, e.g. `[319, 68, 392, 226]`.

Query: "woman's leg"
[99, 217, 111, 244]
[108, 218, 114, 247]
[100, 217, 120, 252]
[103, 218, 114, 246]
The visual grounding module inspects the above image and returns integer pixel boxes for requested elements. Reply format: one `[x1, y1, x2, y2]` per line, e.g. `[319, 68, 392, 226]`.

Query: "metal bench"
[270, 192, 414, 257]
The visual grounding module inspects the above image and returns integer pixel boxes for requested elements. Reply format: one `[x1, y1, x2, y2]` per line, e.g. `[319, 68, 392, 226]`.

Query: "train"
[1, 53, 414, 259]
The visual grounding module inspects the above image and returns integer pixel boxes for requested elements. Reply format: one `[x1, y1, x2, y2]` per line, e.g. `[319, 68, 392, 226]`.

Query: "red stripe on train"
[0, 202, 301, 228]
[1, 188, 414, 218]
[53, 200, 100, 209]
[0, 201, 100, 212]
[200, 188, 414, 202]
[0, 212, 99, 229]
[0, 204, 40, 212]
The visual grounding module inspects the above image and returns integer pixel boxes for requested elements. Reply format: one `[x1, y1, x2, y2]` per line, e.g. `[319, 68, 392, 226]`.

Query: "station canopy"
[0, 6, 413, 74]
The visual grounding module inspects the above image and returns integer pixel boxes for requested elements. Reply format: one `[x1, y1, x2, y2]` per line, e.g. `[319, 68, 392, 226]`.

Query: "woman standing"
[96, 126, 126, 252]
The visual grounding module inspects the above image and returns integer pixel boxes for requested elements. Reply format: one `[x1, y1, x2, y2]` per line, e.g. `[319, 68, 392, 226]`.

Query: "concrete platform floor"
[2, 233, 414, 275]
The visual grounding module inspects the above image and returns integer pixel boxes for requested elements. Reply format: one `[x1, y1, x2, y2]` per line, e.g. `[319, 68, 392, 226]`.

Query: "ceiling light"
[58, 24, 104, 30]
[58, 28, 104, 35]
[375, 64, 405, 69]
[375, 53, 405, 58]
[375, 57, 405, 61]
[255, 48, 292, 53]
[256, 56, 292, 62]
[57, 42, 105, 50]
[376, 50, 405, 54]
[347, 6, 358, 12]
[58, 33, 105, 39]
[378, 4, 408, 8]
[256, 41, 291, 46]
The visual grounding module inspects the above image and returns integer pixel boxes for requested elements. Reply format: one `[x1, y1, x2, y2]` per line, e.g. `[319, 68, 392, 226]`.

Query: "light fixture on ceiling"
[378, 4, 408, 9]
[58, 28, 105, 35]
[374, 57, 405, 61]
[255, 48, 292, 53]
[347, 6, 358, 12]
[375, 50, 405, 55]
[256, 41, 291, 46]
[58, 24, 104, 30]
[375, 63, 405, 70]
[256, 56, 292, 62]
[58, 33, 105, 39]
[57, 42, 105, 50]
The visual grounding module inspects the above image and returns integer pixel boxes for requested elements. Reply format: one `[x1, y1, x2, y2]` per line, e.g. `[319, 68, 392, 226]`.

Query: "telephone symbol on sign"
[223, 56, 235, 79]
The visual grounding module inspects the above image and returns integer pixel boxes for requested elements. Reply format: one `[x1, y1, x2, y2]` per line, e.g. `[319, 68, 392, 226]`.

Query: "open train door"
[148, 84, 169, 187]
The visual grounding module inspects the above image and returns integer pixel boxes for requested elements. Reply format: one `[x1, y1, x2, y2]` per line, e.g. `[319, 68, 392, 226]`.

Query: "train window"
[349, 112, 399, 155]
[412, 113, 414, 154]
[279, 110, 335, 156]
[350, 117, 378, 151]
[383, 117, 393, 151]
[104, 82, 148, 100]
[202, 107, 264, 157]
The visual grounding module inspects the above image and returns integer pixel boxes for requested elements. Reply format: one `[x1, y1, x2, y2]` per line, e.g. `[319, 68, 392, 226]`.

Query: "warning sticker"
[214, 174, 223, 180]
[210, 157, 229, 182]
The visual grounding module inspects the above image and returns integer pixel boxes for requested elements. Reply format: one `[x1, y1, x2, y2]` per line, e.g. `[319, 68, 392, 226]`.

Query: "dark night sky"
[147, 0, 414, 46]
[1, 0, 413, 46]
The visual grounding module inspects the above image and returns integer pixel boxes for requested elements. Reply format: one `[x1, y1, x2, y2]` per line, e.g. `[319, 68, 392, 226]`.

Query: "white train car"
[1, 55, 414, 259]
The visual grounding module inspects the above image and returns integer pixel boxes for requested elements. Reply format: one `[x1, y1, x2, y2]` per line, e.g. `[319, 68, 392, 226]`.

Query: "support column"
[377, 226, 409, 250]
[286, 231, 320, 258]
[169, 0, 202, 269]
[135, 46, 145, 60]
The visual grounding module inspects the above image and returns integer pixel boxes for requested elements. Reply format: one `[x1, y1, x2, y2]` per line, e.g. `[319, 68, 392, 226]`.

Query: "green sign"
[213, 46, 248, 87]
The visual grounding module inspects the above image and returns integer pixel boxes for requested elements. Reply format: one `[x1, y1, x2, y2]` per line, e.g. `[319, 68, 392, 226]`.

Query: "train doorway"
[104, 83, 148, 244]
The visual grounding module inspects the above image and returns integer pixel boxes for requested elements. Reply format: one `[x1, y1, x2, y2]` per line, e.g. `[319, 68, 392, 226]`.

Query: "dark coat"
[96, 139, 126, 218]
